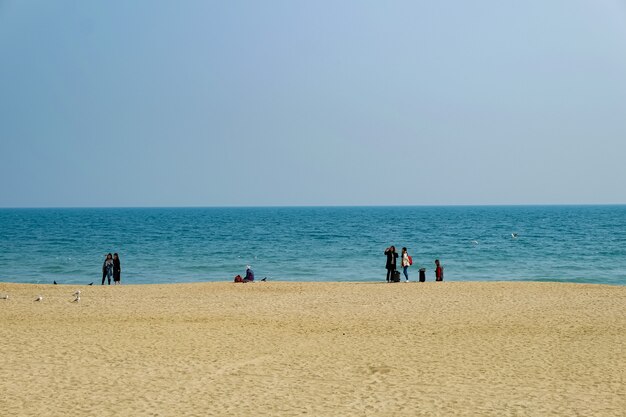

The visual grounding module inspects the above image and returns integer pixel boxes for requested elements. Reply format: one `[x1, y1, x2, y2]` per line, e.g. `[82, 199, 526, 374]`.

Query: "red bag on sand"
[408, 255, 413, 266]
[234, 275, 243, 283]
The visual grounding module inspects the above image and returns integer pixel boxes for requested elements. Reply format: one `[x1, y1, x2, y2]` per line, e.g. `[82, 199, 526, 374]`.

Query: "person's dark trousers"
[386, 268, 395, 282]
[102, 272, 111, 285]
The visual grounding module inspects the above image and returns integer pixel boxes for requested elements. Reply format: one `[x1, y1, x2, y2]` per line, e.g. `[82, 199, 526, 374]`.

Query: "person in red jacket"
[435, 259, 444, 281]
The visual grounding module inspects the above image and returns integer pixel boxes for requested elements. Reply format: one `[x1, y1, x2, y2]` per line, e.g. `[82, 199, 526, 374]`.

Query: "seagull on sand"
[73, 291, 80, 303]
[1, 294, 8, 300]
[34, 295, 43, 302]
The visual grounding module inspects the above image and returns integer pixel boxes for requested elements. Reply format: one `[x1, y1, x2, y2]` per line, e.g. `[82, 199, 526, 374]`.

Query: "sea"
[0, 206, 624, 285]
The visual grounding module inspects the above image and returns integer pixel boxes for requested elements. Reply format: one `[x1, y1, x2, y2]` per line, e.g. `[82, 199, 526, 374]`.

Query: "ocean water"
[0, 206, 624, 285]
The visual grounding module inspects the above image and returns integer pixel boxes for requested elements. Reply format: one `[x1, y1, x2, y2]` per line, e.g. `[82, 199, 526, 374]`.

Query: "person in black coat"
[384, 246, 398, 282]
[113, 253, 122, 285]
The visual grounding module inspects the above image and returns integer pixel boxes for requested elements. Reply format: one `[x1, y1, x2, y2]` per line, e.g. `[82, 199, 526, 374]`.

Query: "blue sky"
[1, 0, 625, 207]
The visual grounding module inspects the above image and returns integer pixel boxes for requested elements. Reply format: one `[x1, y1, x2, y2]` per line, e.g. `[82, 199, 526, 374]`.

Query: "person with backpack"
[384, 246, 398, 282]
[401, 247, 412, 282]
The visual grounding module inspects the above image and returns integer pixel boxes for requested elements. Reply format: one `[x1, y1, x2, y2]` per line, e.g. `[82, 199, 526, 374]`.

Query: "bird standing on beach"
[1, 294, 8, 300]
[34, 295, 43, 302]
[73, 290, 80, 303]
[53, 280, 58, 285]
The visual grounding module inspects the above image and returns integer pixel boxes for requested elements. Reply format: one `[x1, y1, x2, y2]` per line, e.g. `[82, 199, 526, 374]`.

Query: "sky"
[1, 0, 625, 207]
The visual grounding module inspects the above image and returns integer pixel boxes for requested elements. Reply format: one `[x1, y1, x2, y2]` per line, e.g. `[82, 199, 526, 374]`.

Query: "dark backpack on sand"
[392, 270, 401, 282]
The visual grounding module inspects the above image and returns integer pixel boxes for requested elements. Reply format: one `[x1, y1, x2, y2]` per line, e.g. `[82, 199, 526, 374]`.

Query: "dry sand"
[0, 281, 624, 416]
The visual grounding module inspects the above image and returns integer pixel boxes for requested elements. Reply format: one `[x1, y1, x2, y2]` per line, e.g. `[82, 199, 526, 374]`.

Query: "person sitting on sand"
[243, 265, 255, 282]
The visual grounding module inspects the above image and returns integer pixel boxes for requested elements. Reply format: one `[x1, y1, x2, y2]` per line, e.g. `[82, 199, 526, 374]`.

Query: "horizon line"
[1, 203, 625, 210]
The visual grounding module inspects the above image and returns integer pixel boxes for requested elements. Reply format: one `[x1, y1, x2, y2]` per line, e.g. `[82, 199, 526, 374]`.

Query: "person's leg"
[107, 270, 112, 285]
[386, 268, 392, 282]
[403, 266, 409, 281]
[102, 272, 106, 285]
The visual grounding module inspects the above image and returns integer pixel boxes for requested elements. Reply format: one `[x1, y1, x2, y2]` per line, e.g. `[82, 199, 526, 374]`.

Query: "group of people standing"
[102, 253, 122, 285]
[384, 246, 443, 282]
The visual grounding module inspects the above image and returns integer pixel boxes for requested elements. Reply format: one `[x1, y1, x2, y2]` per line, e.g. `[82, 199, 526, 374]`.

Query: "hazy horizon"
[2, 203, 626, 210]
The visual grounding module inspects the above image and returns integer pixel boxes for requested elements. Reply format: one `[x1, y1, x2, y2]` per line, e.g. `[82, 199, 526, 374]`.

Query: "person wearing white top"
[401, 247, 410, 282]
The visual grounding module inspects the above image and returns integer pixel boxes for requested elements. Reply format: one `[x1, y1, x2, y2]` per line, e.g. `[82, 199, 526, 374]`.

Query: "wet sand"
[0, 281, 624, 416]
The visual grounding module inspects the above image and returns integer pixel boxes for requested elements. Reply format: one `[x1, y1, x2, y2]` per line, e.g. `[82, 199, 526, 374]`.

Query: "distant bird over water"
[471, 240, 479, 245]
[511, 233, 519, 238]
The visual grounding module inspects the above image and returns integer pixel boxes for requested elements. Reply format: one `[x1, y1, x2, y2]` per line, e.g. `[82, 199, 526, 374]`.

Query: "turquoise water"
[0, 206, 624, 285]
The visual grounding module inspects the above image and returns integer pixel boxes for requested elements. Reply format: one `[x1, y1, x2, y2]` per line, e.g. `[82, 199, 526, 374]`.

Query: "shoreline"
[2, 278, 625, 287]
[1, 281, 624, 416]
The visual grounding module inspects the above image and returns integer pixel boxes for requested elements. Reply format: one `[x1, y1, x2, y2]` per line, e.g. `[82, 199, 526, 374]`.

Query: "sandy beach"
[0, 281, 624, 416]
